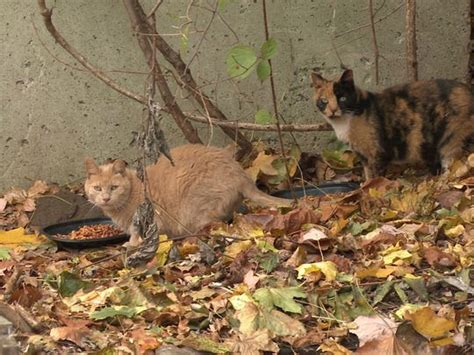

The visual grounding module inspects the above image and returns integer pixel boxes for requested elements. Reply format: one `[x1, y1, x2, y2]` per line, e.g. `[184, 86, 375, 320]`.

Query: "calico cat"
[311, 69, 474, 179]
[84, 144, 291, 246]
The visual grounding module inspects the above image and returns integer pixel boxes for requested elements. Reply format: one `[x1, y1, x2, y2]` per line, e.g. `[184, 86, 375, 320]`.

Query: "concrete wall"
[0, 0, 470, 191]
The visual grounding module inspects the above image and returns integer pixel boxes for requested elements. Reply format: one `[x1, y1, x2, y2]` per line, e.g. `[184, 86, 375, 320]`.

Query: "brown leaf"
[435, 191, 464, 209]
[229, 329, 279, 355]
[291, 328, 325, 348]
[0, 198, 7, 213]
[27, 180, 50, 197]
[243, 270, 260, 290]
[4, 189, 27, 205]
[50, 326, 92, 348]
[10, 285, 42, 307]
[22, 198, 36, 212]
[285, 247, 307, 268]
[423, 247, 457, 269]
[268, 207, 321, 234]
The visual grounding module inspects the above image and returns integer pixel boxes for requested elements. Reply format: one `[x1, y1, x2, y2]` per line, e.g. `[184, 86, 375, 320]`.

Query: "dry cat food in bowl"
[63, 224, 123, 240]
[42, 218, 129, 248]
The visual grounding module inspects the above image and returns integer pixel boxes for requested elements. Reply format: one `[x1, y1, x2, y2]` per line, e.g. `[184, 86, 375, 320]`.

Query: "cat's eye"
[339, 96, 347, 102]
[93, 186, 102, 191]
[110, 185, 119, 191]
[316, 98, 328, 110]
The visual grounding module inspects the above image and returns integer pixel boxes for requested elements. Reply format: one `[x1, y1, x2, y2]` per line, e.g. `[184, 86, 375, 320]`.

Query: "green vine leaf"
[260, 38, 277, 60]
[257, 60, 271, 82]
[255, 109, 274, 124]
[226, 45, 257, 80]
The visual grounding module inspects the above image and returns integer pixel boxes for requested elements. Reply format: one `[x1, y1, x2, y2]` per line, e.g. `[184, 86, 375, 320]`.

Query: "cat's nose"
[103, 197, 111, 203]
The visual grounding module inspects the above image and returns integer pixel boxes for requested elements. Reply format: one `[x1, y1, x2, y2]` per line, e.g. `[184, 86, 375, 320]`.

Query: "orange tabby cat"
[84, 144, 291, 246]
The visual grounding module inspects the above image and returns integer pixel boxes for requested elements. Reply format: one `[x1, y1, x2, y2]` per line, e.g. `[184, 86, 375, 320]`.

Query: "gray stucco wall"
[0, 0, 470, 191]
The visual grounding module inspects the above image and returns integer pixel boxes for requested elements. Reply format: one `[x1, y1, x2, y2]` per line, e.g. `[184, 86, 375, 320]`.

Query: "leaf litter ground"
[0, 152, 473, 354]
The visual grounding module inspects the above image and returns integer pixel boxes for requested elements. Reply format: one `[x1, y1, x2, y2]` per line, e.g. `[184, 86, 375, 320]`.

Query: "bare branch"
[368, 0, 380, 84]
[186, 114, 332, 132]
[136, 3, 253, 154]
[37, 0, 147, 105]
[146, 0, 163, 18]
[405, 0, 418, 80]
[122, 0, 202, 144]
[335, 3, 403, 38]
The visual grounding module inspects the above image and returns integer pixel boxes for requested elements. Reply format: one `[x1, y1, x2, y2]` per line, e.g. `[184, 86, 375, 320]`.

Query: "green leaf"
[349, 221, 373, 236]
[350, 285, 374, 318]
[258, 252, 279, 273]
[394, 282, 409, 303]
[182, 334, 230, 353]
[255, 109, 273, 124]
[260, 38, 277, 60]
[257, 60, 271, 82]
[254, 287, 306, 314]
[373, 281, 394, 305]
[226, 45, 257, 80]
[58, 271, 91, 297]
[404, 276, 428, 301]
[0, 247, 11, 261]
[90, 305, 147, 320]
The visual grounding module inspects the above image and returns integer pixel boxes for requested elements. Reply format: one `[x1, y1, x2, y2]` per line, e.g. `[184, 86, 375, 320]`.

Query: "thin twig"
[36, 0, 147, 105]
[368, 0, 380, 85]
[122, 0, 202, 144]
[262, 0, 296, 201]
[146, 0, 163, 18]
[335, 3, 404, 38]
[186, 113, 331, 131]
[405, 0, 418, 80]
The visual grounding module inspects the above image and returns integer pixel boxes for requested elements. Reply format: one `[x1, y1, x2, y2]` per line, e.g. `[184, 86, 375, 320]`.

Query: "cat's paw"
[122, 235, 143, 249]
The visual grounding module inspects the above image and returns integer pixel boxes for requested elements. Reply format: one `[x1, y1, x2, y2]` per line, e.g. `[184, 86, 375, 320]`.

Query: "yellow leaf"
[394, 303, 424, 320]
[330, 217, 349, 236]
[356, 266, 398, 279]
[405, 307, 456, 339]
[319, 339, 352, 355]
[0, 228, 46, 247]
[225, 240, 252, 259]
[444, 224, 465, 238]
[155, 235, 173, 267]
[246, 151, 278, 179]
[382, 246, 412, 265]
[247, 227, 265, 239]
[296, 261, 337, 281]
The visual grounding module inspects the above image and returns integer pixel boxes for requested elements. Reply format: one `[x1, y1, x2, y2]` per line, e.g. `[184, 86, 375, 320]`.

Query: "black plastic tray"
[42, 217, 129, 249]
[271, 182, 359, 199]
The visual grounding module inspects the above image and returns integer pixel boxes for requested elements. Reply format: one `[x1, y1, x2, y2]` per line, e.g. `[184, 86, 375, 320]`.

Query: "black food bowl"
[42, 217, 129, 249]
[271, 182, 359, 199]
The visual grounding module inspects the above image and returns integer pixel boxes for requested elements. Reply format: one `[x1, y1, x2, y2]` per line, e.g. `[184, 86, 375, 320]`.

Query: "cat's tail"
[242, 183, 293, 207]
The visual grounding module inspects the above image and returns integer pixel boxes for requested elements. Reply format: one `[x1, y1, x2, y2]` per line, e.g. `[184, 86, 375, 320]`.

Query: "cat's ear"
[112, 160, 127, 175]
[310, 72, 326, 89]
[84, 158, 99, 177]
[340, 69, 354, 87]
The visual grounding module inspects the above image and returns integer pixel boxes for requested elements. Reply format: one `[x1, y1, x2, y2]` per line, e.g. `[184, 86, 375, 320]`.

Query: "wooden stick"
[368, 0, 380, 84]
[405, 0, 418, 80]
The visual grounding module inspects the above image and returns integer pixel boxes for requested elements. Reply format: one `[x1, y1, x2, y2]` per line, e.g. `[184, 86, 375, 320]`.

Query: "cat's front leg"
[123, 225, 143, 248]
[363, 159, 386, 180]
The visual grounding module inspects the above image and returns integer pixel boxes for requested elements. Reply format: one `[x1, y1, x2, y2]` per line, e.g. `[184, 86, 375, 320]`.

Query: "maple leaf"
[228, 329, 279, 355]
[253, 286, 306, 314]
